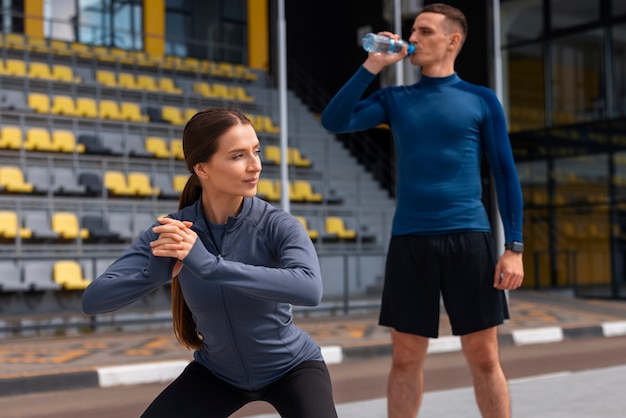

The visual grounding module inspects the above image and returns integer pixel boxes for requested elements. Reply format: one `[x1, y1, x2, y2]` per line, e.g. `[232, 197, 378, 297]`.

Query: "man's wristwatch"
[505, 241, 524, 254]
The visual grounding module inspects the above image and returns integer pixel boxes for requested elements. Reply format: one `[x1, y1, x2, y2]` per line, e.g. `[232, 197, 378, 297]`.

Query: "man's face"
[408, 12, 456, 68]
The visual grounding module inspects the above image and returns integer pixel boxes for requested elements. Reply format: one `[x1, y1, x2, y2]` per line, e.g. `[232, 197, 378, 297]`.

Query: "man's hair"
[419, 3, 468, 43]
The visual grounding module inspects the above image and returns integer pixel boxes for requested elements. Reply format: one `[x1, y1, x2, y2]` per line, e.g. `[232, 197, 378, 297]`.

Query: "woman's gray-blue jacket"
[82, 196, 325, 390]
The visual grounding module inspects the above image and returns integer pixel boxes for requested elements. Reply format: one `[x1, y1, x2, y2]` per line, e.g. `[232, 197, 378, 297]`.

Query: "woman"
[82, 108, 338, 417]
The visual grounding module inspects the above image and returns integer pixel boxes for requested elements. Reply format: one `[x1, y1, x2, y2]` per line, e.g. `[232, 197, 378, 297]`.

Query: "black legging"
[140, 360, 338, 418]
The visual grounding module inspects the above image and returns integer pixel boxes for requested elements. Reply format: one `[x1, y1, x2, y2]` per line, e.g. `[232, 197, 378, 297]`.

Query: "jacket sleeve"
[321, 66, 388, 133]
[479, 89, 524, 244]
[182, 215, 323, 306]
[81, 227, 176, 315]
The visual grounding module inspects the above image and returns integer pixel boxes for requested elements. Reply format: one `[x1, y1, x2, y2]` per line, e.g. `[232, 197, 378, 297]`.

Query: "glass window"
[78, 0, 142, 49]
[44, 0, 77, 41]
[501, 0, 543, 46]
[505, 44, 545, 132]
[551, 0, 599, 31]
[613, 0, 626, 17]
[613, 23, 626, 118]
[551, 29, 605, 124]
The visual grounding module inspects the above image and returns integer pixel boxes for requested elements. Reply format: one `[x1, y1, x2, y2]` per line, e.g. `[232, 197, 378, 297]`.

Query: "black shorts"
[379, 232, 509, 337]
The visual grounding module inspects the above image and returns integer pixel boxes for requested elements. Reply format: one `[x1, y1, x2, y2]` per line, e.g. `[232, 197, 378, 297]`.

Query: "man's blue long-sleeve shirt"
[321, 66, 523, 244]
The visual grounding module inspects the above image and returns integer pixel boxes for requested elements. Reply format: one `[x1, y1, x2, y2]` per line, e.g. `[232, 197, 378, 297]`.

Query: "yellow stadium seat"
[99, 100, 123, 119]
[118, 72, 138, 89]
[120, 102, 148, 122]
[170, 139, 184, 159]
[173, 174, 188, 192]
[53, 260, 92, 290]
[28, 93, 50, 113]
[52, 64, 82, 83]
[52, 212, 89, 239]
[325, 216, 357, 240]
[92, 45, 114, 61]
[158, 77, 182, 94]
[0, 166, 35, 193]
[75, 97, 99, 118]
[51, 95, 78, 116]
[27, 36, 48, 53]
[4, 33, 25, 50]
[145, 137, 171, 158]
[69, 42, 93, 58]
[28, 62, 53, 79]
[262, 116, 280, 134]
[184, 108, 197, 123]
[292, 180, 323, 202]
[110, 48, 133, 64]
[162, 106, 186, 125]
[288, 148, 312, 167]
[0, 126, 22, 149]
[235, 64, 258, 82]
[0, 211, 32, 239]
[212, 83, 236, 100]
[264, 145, 282, 164]
[256, 179, 280, 201]
[50, 39, 71, 56]
[127, 172, 160, 196]
[234, 86, 255, 103]
[193, 82, 215, 98]
[4, 59, 26, 76]
[95, 70, 117, 87]
[51, 131, 85, 153]
[24, 128, 55, 151]
[104, 171, 134, 196]
[213, 62, 235, 78]
[295, 216, 319, 241]
[136, 74, 159, 91]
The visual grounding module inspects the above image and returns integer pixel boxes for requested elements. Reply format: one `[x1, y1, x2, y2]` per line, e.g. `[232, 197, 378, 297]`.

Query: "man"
[321, 3, 523, 418]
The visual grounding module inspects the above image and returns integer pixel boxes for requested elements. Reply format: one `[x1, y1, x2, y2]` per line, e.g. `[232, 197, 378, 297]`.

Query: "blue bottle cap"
[407, 44, 415, 54]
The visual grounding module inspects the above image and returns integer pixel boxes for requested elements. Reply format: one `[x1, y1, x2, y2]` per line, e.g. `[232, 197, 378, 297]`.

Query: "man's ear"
[449, 32, 462, 51]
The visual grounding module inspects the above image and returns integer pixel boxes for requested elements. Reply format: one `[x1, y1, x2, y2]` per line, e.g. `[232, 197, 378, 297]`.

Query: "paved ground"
[1, 289, 625, 396]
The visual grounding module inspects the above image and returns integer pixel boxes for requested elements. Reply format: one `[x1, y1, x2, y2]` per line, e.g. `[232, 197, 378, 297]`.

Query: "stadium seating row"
[0, 259, 91, 292]
[0, 208, 364, 247]
[0, 33, 258, 81]
[21, 93, 279, 131]
[0, 126, 84, 152]
[0, 165, 328, 202]
[0, 58, 80, 82]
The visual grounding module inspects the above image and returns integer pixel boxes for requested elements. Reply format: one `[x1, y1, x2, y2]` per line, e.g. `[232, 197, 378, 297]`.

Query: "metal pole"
[492, 0, 505, 256]
[393, 0, 404, 85]
[277, 0, 290, 212]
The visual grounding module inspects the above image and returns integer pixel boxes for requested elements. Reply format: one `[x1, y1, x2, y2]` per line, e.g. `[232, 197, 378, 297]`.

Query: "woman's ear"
[193, 162, 210, 179]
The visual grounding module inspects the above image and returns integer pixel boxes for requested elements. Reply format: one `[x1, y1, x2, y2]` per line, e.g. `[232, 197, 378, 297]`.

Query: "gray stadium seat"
[24, 260, 61, 291]
[0, 261, 28, 291]
[78, 171, 103, 196]
[126, 134, 152, 157]
[26, 166, 52, 194]
[107, 212, 135, 241]
[53, 167, 87, 195]
[153, 172, 179, 199]
[23, 211, 60, 240]
[82, 214, 121, 242]
[132, 212, 158, 238]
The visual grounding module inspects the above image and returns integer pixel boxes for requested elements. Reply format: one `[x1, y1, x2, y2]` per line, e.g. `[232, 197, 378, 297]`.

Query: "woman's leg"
[140, 362, 249, 418]
[265, 361, 337, 418]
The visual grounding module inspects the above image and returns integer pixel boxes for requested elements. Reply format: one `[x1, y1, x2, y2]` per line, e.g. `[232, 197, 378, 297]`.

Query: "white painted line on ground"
[602, 321, 626, 337]
[512, 326, 563, 345]
[428, 336, 462, 353]
[97, 360, 190, 388]
[321, 345, 344, 364]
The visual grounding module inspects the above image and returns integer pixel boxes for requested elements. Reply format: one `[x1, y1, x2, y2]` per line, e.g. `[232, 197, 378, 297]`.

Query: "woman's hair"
[420, 3, 468, 45]
[172, 108, 253, 350]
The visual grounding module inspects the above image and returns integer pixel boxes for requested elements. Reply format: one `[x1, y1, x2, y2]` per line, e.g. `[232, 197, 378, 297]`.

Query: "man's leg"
[460, 327, 510, 418]
[388, 329, 430, 418]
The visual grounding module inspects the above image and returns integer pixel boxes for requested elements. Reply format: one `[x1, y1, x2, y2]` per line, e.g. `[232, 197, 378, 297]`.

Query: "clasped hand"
[150, 217, 197, 262]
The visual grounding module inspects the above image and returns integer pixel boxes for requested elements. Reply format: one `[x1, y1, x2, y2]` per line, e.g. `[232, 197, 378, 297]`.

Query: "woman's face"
[199, 123, 262, 199]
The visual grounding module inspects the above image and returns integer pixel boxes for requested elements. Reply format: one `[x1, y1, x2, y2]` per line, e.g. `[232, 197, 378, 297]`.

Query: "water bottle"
[361, 33, 415, 55]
